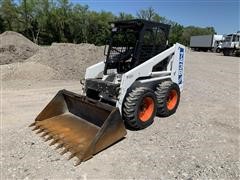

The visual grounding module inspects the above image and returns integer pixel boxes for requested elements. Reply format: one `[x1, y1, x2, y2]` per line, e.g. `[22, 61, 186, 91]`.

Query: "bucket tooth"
[44, 136, 53, 142]
[49, 139, 59, 146]
[60, 148, 69, 155]
[32, 125, 40, 131]
[36, 129, 44, 134]
[55, 143, 64, 150]
[41, 132, 49, 137]
[68, 152, 77, 160]
[74, 159, 82, 166]
[29, 122, 36, 127]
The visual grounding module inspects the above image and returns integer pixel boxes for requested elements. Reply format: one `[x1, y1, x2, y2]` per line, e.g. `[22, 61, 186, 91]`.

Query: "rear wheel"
[155, 81, 180, 117]
[123, 87, 157, 130]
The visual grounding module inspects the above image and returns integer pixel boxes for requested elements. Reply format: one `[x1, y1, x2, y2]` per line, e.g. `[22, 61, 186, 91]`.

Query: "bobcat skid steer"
[30, 19, 185, 166]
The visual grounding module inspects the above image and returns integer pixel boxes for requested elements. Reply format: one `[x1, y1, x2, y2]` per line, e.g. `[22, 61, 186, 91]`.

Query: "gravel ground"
[1, 51, 240, 179]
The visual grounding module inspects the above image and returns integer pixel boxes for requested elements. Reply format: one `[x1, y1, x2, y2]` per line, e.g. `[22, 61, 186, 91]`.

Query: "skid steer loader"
[30, 19, 185, 166]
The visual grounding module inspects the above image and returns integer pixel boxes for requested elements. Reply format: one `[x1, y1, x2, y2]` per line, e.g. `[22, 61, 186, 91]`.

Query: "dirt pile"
[0, 31, 39, 65]
[1, 62, 59, 81]
[1, 31, 105, 81]
[27, 43, 105, 80]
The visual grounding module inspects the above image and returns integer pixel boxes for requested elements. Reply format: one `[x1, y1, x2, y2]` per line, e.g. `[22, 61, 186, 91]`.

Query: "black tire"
[122, 87, 157, 130]
[223, 49, 229, 56]
[155, 81, 180, 117]
[223, 49, 234, 56]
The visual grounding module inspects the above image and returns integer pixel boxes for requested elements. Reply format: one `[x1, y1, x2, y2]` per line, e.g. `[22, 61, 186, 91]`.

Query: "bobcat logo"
[178, 48, 184, 85]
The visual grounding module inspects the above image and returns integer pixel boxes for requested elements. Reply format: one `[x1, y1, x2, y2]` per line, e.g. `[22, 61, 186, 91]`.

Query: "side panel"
[190, 35, 213, 48]
[85, 61, 105, 79]
[171, 44, 185, 91]
[116, 45, 176, 113]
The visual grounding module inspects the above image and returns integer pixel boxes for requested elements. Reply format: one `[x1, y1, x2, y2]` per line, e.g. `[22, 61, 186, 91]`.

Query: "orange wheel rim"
[167, 89, 178, 110]
[138, 97, 154, 122]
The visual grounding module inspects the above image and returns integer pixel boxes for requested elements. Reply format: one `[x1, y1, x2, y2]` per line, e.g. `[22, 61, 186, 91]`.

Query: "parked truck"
[190, 34, 223, 52]
[221, 32, 240, 56]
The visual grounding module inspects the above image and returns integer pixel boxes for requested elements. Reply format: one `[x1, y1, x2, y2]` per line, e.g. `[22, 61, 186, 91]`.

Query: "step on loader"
[30, 19, 185, 166]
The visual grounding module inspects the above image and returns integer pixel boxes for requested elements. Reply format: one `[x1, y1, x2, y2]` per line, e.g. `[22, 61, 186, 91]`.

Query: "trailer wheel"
[123, 87, 157, 130]
[155, 81, 180, 117]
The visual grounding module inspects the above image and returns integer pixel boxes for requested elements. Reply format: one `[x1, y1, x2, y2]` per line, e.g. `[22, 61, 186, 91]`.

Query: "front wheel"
[223, 49, 234, 56]
[155, 81, 180, 117]
[122, 87, 157, 130]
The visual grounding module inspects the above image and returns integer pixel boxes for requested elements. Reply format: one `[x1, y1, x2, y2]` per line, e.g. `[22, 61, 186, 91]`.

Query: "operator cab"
[104, 19, 170, 74]
[86, 19, 171, 103]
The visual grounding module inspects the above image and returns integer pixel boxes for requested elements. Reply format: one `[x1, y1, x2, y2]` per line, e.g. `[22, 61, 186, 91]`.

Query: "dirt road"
[1, 52, 240, 179]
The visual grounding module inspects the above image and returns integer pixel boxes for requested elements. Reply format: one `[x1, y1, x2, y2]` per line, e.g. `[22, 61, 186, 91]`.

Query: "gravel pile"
[0, 31, 39, 65]
[27, 43, 105, 80]
[1, 31, 105, 81]
[1, 62, 59, 81]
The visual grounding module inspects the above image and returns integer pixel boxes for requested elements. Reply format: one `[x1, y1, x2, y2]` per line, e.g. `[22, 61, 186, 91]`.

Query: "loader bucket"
[30, 89, 127, 166]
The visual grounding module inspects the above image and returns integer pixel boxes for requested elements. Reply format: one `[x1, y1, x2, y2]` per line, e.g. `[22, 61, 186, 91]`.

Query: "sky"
[71, 0, 239, 34]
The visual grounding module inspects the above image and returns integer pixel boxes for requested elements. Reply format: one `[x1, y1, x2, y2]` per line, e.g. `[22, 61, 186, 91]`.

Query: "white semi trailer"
[190, 34, 224, 52]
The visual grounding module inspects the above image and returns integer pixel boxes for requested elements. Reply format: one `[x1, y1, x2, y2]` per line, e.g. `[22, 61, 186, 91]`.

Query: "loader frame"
[85, 43, 185, 114]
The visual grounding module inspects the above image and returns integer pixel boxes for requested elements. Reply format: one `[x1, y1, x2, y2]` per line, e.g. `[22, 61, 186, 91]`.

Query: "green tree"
[0, 2, 218, 46]
[87, 11, 115, 45]
[69, 4, 89, 43]
[52, 0, 73, 42]
[117, 12, 134, 20]
[0, 0, 19, 30]
[169, 23, 184, 45]
[136, 7, 175, 25]
[34, 0, 56, 44]
[181, 26, 216, 45]
[137, 7, 156, 21]
[0, 13, 5, 33]
[18, 0, 47, 43]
